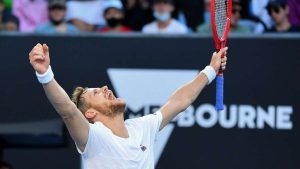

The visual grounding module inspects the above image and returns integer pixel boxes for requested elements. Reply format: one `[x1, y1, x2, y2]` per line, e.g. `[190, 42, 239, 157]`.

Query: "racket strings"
[215, 0, 229, 39]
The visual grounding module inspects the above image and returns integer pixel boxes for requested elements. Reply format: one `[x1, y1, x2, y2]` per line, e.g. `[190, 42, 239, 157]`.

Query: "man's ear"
[84, 109, 97, 119]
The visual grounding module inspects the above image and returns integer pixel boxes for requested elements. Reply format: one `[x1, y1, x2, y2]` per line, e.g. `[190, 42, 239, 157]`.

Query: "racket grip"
[216, 75, 224, 111]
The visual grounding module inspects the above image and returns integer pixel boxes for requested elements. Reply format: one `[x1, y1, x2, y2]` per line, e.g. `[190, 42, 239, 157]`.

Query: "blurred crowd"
[0, 0, 300, 34]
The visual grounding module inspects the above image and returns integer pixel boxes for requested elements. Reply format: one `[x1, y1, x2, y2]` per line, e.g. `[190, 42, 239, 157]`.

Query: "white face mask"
[153, 11, 171, 22]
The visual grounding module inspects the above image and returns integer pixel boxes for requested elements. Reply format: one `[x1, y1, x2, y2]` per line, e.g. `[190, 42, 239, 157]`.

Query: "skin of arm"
[160, 47, 228, 130]
[29, 43, 89, 152]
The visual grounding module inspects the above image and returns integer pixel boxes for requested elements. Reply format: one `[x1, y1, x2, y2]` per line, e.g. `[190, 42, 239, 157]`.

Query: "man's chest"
[100, 127, 152, 157]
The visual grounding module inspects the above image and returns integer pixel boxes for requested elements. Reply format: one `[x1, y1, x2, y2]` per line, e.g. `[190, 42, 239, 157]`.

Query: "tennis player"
[29, 43, 227, 169]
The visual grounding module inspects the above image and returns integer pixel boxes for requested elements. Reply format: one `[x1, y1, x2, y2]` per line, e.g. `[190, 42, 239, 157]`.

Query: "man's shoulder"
[142, 22, 157, 32]
[120, 26, 132, 32]
[125, 116, 143, 124]
[171, 19, 184, 26]
[170, 19, 188, 32]
[235, 24, 251, 33]
[265, 27, 276, 33]
[66, 23, 80, 33]
[88, 122, 114, 138]
[36, 22, 53, 32]
[125, 112, 162, 125]
[125, 115, 148, 124]
[197, 22, 212, 33]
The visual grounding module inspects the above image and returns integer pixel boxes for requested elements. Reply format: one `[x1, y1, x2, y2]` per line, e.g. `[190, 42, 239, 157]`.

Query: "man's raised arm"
[160, 47, 228, 130]
[29, 43, 89, 151]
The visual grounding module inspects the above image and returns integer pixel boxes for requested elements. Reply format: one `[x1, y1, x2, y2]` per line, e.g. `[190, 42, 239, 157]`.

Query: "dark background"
[0, 34, 299, 169]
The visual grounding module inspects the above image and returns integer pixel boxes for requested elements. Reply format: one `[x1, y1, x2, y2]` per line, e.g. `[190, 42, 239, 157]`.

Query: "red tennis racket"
[210, 0, 232, 111]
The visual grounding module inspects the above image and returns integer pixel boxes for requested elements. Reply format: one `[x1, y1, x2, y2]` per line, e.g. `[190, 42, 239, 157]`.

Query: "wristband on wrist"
[201, 66, 217, 85]
[35, 66, 54, 84]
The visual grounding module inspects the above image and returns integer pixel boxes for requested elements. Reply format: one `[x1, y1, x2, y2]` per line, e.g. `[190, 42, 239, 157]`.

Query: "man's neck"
[98, 113, 129, 138]
[157, 19, 172, 29]
[276, 18, 291, 32]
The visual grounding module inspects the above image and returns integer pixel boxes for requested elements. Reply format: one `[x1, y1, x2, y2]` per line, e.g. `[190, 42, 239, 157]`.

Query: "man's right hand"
[29, 43, 50, 74]
[209, 47, 228, 74]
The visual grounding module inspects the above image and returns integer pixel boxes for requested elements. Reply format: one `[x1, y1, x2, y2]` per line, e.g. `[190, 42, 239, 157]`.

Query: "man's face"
[267, 5, 288, 25]
[153, 2, 174, 15]
[49, 7, 66, 22]
[82, 86, 126, 117]
[231, 4, 242, 27]
[104, 8, 124, 20]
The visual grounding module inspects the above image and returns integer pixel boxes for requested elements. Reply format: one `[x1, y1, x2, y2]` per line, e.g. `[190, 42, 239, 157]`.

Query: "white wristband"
[201, 66, 217, 85]
[35, 66, 54, 84]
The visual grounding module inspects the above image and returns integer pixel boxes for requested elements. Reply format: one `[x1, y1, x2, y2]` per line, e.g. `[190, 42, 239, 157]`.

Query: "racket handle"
[216, 75, 224, 111]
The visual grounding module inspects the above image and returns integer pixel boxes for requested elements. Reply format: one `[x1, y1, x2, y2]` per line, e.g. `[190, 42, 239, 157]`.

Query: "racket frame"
[210, 0, 232, 111]
[210, 0, 232, 60]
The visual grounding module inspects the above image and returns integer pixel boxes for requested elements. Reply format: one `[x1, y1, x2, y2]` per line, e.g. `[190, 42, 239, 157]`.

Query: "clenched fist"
[29, 43, 50, 74]
[210, 47, 228, 74]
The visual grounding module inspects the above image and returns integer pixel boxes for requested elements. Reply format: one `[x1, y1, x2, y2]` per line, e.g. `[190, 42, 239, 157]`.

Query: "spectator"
[35, 0, 79, 34]
[142, 0, 188, 34]
[266, 0, 300, 32]
[288, 0, 300, 27]
[235, 0, 268, 34]
[98, 0, 131, 33]
[65, 0, 106, 32]
[123, 0, 154, 31]
[250, 0, 273, 31]
[175, 0, 204, 31]
[230, 0, 251, 33]
[196, 0, 211, 33]
[197, 0, 251, 34]
[202, 0, 211, 23]
[13, 0, 48, 32]
[0, 161, 13, 169]
[0, 0, 19, 31]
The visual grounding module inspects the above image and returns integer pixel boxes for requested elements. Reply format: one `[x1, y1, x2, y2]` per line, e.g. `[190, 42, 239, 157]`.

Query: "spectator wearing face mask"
[196, 0, 211, 33]
[0, 0, 19, 31]
[266, 0, 300, 32]
[142, 0, 188, 34]
[35, 0, 79, 34]
[197, 0, 251, 34]
[98, 0, 131, 33]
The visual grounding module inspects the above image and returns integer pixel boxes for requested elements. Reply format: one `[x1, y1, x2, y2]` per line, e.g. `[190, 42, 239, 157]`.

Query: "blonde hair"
[71, 87, 89, 114]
